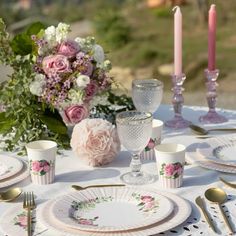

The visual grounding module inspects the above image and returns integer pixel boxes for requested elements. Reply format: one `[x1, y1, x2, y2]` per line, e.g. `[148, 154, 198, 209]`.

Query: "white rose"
[29, 74, 46, 96]
[56, 23, 70, 43]
[76, 75, 90, 88]
[93, 44, 105, 64]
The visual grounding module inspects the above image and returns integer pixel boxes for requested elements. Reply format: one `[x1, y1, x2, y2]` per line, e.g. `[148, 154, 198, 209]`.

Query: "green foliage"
[10, 22, 46, 55]
[152, 7, 172, 18]
[0, 19, 70, 153]
[94, 9, 130, 49]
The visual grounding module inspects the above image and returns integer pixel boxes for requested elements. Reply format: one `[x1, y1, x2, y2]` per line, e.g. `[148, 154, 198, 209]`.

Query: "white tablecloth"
[1, 104, 236, 236]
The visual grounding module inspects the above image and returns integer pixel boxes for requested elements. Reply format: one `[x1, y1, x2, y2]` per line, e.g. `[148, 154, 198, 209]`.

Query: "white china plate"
[0, 155, 23, 181]
[197, 136, 236, 166]
[51, 187, 173, 232]
[37, 189, 191, 236]
[0, 160, 29, 188]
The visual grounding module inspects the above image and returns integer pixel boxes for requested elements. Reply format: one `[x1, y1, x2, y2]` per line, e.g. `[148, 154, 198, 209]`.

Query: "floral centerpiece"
[0, 19, 134, 153]
[31, 23, 113, 125]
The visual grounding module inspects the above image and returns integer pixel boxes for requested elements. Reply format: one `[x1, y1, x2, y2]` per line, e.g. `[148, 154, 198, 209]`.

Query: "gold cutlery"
[189, 124, 236, 135]
[195, 196, 217, 233]
[23, 192, 36, 236]
[72, 184, 125, 191]
[205, 188, 234, 234]
[219, 177, 236, 189]
[0, 188, 22, 202]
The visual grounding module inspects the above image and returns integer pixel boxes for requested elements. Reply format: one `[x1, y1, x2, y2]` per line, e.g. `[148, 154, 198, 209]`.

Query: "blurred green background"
[0, 0, 236, 108]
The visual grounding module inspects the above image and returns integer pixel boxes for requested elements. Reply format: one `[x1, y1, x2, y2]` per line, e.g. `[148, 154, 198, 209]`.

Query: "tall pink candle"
[173, 6, 182, 76]
[208, 4, 216, 71]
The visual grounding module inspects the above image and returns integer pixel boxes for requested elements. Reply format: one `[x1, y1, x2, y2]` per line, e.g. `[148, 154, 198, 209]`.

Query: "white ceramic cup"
[141, 119, 163, 159]
[155, 143, 186, 188]
[26, 140, 57, 185]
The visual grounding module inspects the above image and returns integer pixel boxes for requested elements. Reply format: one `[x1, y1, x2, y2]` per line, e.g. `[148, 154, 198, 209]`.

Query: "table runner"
[1, 104, 236, 236]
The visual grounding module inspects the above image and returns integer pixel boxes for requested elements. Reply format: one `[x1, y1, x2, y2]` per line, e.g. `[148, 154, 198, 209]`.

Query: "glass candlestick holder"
[199, 69, 228, 124]
[165, 73, 190, 129]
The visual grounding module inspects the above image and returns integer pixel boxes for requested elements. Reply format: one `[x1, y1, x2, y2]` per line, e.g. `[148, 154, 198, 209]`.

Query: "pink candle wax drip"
[173, 6, 182, 76]
[208, 4, 216, 71]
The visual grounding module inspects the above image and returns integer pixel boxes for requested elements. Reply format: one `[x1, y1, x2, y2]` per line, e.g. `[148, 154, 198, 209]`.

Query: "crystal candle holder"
[199, 69, 228, 124]
[165, 73, 190, 129]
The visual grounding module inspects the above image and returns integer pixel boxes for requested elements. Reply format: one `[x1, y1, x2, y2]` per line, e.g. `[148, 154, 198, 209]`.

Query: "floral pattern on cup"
[70, 196, 113, 226]
[132, 193, 159, 214]
[159, 162, 183, 179]
[145, 138, 160, 152]
[13, 212, 36, 230]
[30, 160, 53, 176]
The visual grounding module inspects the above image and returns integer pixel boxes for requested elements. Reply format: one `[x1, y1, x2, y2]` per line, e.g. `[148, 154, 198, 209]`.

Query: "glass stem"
[130, 153, 142, 177]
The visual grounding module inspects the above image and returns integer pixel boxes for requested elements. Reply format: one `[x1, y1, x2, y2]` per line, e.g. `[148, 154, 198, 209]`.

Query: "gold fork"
[23, 192, 36, 236]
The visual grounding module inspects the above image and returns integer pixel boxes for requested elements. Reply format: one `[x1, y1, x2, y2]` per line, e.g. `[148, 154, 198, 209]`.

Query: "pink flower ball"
[42, 54, 70, 75]
[70, 118, 121, 167]
[63, 104, 89, 125]
[58, 40, 79, 58]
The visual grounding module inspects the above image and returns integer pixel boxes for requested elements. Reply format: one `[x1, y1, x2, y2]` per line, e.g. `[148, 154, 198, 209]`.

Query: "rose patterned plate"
[50, 187, 174, 232]
[197, 136, 236, 167]
[36, 189, 191, 236]
[0, 160, 29, 188]
[0, 155, 23, 181]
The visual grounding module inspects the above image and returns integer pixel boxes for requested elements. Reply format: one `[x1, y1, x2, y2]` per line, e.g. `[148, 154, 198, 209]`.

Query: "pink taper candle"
[173, 6, 182, 76]
[208, 4, 216, 71]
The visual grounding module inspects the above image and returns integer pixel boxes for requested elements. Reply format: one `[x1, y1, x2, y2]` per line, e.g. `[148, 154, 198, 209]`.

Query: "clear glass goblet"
[116, 111, 153, 185]
[132, 79, 163, 113]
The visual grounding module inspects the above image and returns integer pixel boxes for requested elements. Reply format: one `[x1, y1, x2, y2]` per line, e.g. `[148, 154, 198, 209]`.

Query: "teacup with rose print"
[26, 140, 57, 185]
[155, 143, 185, 188]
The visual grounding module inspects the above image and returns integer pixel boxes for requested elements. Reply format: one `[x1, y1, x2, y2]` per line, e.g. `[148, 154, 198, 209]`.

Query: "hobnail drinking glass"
[132, 79, 163, 114]
[116, 111, 154, 185]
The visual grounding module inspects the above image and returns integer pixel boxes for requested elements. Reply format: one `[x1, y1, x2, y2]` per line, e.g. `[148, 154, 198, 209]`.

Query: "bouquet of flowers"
[31, 23, 113, 125]
[0, 20, 133, 153]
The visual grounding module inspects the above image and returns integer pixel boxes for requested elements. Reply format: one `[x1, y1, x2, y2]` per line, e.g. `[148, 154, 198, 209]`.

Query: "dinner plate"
[0, 155, 23, 181]
[37, 189, 191, 236]
[51, 187, 174, 232]
[197, 136, 236, 166]
[0, 160, 29, 188]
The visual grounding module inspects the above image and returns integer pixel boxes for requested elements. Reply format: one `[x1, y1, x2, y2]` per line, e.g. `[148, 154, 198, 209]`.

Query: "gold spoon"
[205, 188, 234, 234]
[72, 184, 125, 191]
[0, 188, 22, 202]
[189, 124, 236, 135]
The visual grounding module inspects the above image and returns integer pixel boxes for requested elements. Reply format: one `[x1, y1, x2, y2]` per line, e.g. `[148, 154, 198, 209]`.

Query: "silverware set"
[196, 186, 235, 234]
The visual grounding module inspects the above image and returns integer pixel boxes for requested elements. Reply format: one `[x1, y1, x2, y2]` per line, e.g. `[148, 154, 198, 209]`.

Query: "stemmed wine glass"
[132, 79, 163, 113]
[116, 111, 153, 185]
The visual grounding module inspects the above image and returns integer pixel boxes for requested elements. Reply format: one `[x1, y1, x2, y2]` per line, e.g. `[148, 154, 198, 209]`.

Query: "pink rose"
[70, 118, 121, 166]
[147, 139, 155, 149]
[43, 164, 50, 172]
[42, 54, 70, 75]
[31, 161, 43, 172]
[144, 201, 155, 209]
[63, 104, 89, 125]
[85, 82, 98, 101]
[164, 164, 175, 177]
[18, 215, 27, 227]
[78, 219, 94, 225]
[58, 40, 79, 58]
[141, 196, 153, 203]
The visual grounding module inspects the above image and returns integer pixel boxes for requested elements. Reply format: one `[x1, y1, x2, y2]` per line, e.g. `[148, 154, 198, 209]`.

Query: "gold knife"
[195, 196, 217, 233]
[72, 184, 125, 191]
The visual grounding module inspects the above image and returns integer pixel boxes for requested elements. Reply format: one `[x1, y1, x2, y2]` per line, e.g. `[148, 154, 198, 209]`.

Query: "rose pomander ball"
[70, 118, 121, 167]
